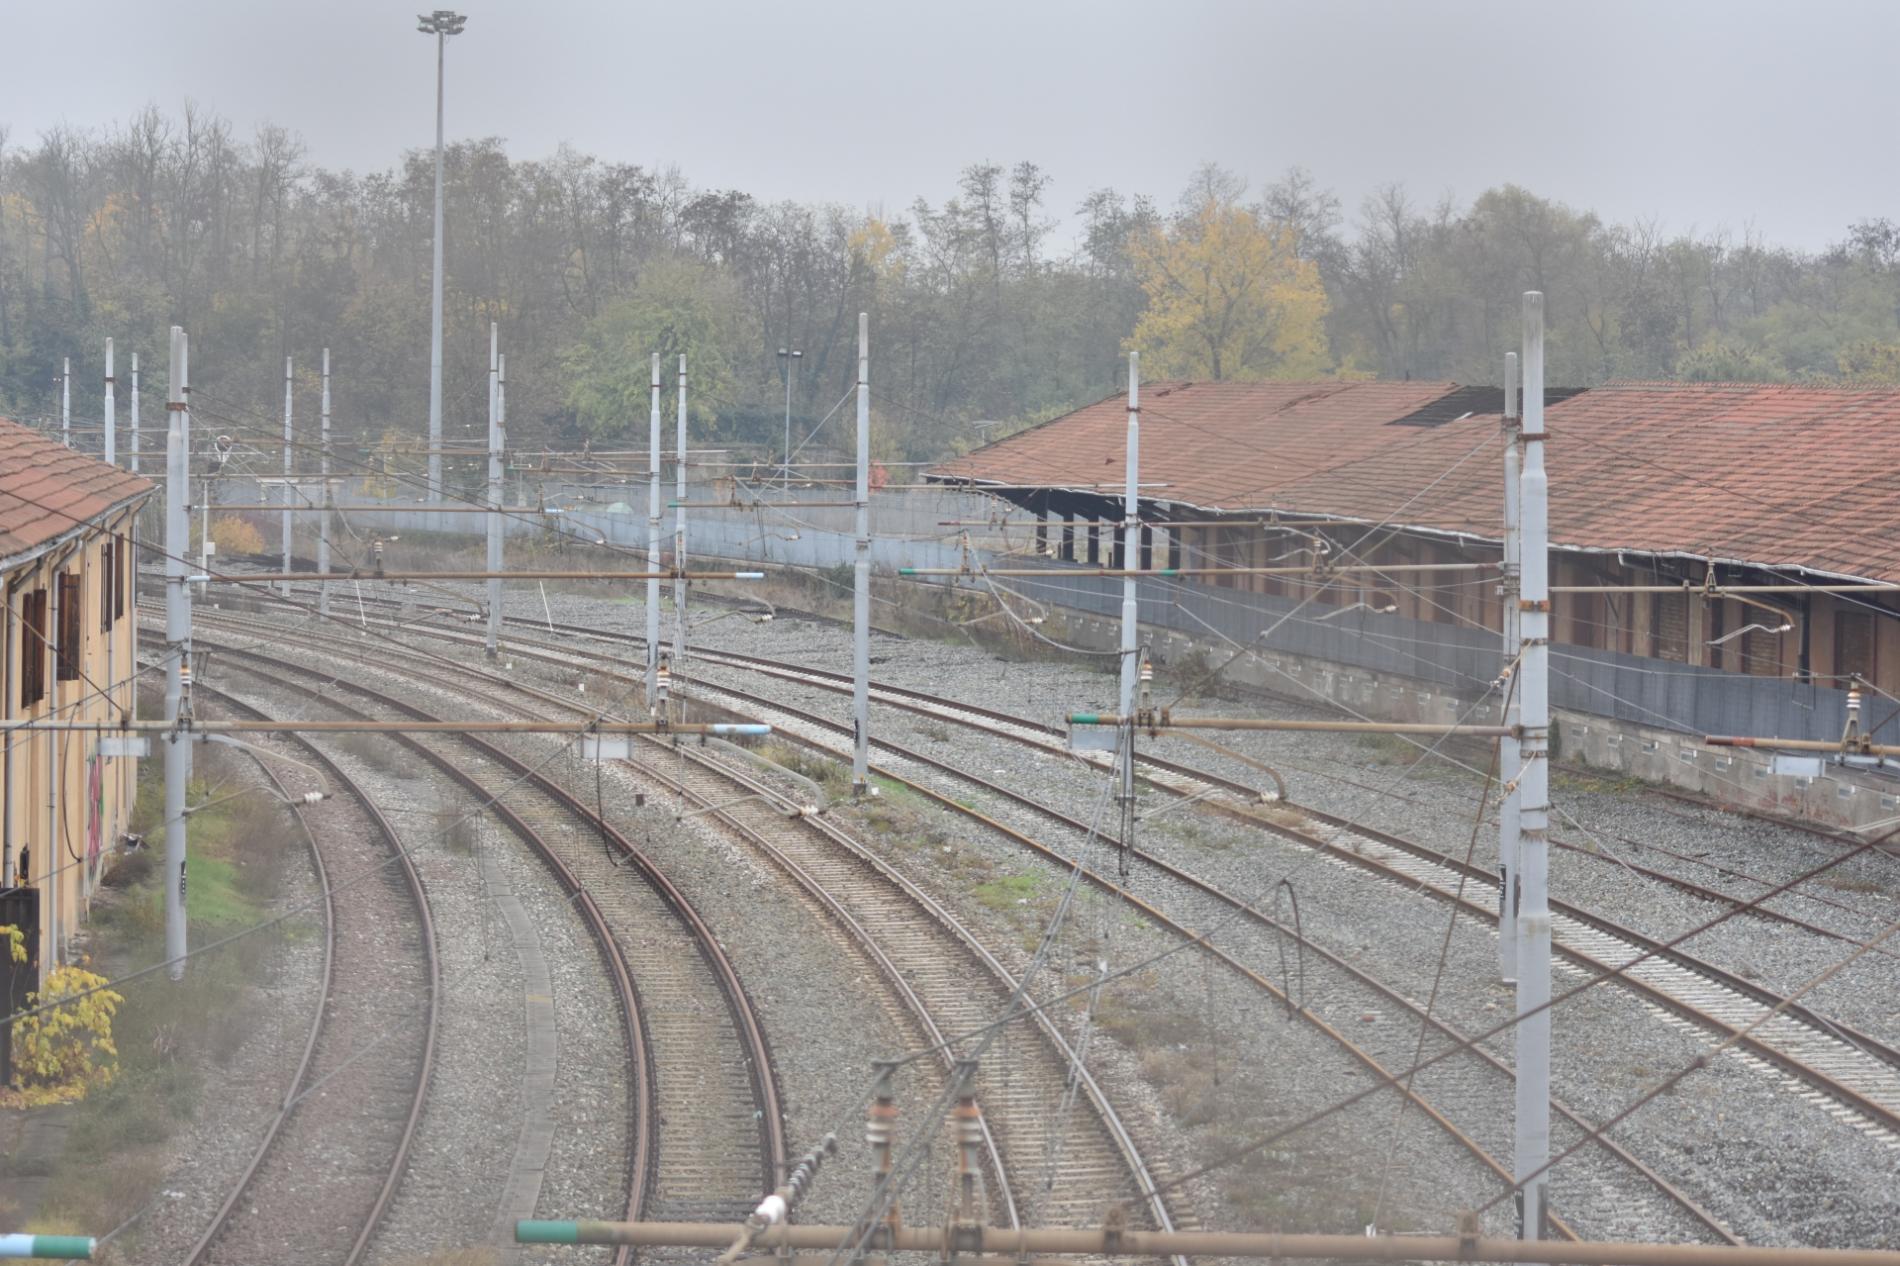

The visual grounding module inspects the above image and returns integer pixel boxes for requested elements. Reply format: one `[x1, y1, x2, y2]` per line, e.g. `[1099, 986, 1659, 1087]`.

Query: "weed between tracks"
[1094, 983, 1414, 1234]
[2, 730, 303, 1252]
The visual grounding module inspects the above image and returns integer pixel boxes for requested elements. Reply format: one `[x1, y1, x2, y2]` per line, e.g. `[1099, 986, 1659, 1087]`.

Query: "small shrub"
[102, 846, 155, 889]
[209, 514, 265, 556]
[8, 966, 125, 1104]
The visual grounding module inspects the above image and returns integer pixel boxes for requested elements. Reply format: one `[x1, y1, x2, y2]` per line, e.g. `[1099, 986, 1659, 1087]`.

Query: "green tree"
[562, 256, 741, 440]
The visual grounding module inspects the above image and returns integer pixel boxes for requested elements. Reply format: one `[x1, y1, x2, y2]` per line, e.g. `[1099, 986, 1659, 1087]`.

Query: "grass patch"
[17, 743, 301, 1246]
[758, 740, 853, 800]
[867, 774, 926, 812]
[973, 872, 1042, 911]
[1170, 821, 1230, 853]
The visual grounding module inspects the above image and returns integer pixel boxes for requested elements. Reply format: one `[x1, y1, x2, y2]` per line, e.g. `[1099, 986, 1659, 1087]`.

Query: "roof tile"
[931, 380, 1900, 584]
[0, 418, 155, 560]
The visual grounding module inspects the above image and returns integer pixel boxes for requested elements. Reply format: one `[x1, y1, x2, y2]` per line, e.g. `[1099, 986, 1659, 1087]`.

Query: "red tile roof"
[931, 380, 1900, 584]
[0, 418, 154, 561]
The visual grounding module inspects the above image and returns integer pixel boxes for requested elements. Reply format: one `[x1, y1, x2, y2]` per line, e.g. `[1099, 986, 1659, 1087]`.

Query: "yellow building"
[0, 418, 152, 978]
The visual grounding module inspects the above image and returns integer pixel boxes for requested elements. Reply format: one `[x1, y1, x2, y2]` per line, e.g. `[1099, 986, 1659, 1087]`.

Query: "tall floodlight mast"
[417, 8, 466, 501]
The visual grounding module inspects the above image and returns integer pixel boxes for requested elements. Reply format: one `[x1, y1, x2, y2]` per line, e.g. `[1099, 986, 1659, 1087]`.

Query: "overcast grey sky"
[3, 0, 1894, 250]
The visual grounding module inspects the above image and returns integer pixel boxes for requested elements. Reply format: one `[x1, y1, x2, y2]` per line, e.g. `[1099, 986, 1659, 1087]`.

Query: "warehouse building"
[930, 380, 1900, 750]
[0, 420, 151, 980]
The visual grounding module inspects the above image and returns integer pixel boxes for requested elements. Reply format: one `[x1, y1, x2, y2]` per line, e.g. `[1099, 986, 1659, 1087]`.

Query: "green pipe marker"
[515, 1221, 581, 1244]
[0, 1234, 95, 1260]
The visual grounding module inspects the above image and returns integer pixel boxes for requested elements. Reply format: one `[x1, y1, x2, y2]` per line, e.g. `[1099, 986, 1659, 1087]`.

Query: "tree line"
[4, 105, 1899, 468]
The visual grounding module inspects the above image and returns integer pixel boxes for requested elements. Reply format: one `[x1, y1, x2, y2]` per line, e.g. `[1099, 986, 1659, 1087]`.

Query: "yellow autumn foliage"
[8, 965, 123, 1105]
[1128, 198, 1331, 381]
[209, 514, 266, 556]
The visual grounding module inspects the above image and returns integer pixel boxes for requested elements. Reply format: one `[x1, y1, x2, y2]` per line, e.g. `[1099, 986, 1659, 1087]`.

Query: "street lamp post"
[417, 9, 467, 502]
[777, 346, 802, 485]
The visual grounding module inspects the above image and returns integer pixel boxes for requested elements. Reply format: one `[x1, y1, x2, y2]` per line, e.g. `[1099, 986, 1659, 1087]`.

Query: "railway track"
[178, 683, 439, 1266]
[552, 616, 1900, 1150]
[167, 590, 1900, 1235]
[195, 646, 785, 1225]
[180, 608, 1589, 1238]
[178, 609, 1189, 1243]
[212, 606, 1746, 1240]
[282, 593, 1900, 1157]
[257, 579, 1900, 952]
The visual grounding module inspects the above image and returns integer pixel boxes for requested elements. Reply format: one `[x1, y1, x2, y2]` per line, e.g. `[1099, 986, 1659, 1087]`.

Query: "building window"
[1836, 610, 1876, 684]
[1653, 592, 1688, 662]
[20, 589, 46, 708]
[57, 572, 81, 682]
[1741, 624, 1781, 678]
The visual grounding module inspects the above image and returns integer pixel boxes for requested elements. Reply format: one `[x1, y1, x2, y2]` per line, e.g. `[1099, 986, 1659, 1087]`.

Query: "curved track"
[562, 618, 1900, 1148]
[181, 609, 1188, 1242]
[169, 590, 1900, 1237]
[308, 596, 1900, 1153]
[189, 641, 788, 1224]
[261, 607, 1733, 1240]
[178, 682, 439, 1266]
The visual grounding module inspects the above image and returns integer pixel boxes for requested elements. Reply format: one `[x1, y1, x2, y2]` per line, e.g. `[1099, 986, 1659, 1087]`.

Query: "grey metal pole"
[426, 26, 447, 501]
[1514, 291, 1552, 1244]
[164, 326, 191, 981]
[45, 550, 61, 963]
[1498, 350, 1521, 983]
[1119, 352, 1141, 842]
[61, 357, 70, 446]
[129, 351, 140, 475]
[494, 321, 509, 653]
[318, 348, 331, 619]
[783, 355, 793, 484]
[103, 339, 116, 466]
[672, 354, 687, 681]
[646, 353, 662, 709]
[282, 356, 294, 598]
[852, 313, 871, 795]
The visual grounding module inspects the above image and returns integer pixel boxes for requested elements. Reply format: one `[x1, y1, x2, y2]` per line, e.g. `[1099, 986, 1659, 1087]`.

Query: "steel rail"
[167, 595, 1900, 1162]
[182, 608, 1183, 1244]
[177, 630, 787, 1207]
[266, 607, 1726, 1242]
[175, 682, 440, 1266]
[197, 652, 659, 1246]
[182, 591, 1900, 1079]
[371, 603, 1900, 1145]
[537, 649, 1731, 1243]
[528, 620, 1900, 1122]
